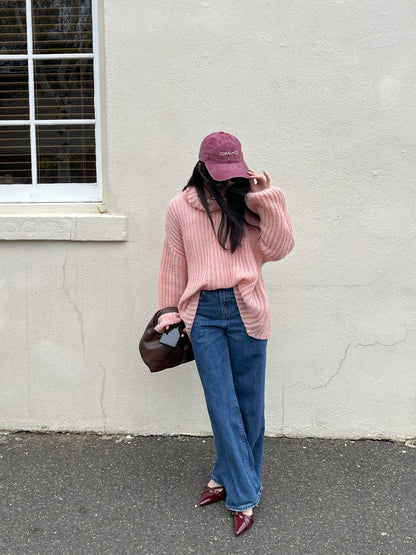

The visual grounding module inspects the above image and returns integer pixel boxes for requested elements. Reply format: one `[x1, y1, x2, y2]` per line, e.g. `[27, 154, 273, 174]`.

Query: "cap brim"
[204, 160, 249, 182]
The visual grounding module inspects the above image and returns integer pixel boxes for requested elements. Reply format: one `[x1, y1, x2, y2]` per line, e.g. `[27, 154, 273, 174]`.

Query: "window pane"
[36, 124, 96, 184]
[35, 59, 94, 120]
[32, 0, 92, 54]
[0, 126, 31, 184]
[0, 1, 27, 55]
[0, 60, 29, 120]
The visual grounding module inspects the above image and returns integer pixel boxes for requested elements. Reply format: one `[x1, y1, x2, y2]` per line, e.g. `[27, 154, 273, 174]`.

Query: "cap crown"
[199, 132, 243, 164]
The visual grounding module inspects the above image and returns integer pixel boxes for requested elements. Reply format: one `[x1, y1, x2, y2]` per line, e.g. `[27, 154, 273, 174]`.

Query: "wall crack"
[356, 329, 408, 349]
[62, 255, 87, 368]
[311, 341, 354, 390]
[311, 329, 408, 391]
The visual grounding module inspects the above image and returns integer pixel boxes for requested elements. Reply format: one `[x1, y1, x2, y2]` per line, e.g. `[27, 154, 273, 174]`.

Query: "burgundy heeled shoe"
[199, 484, 226, 506]
[232, 511, 254, 536]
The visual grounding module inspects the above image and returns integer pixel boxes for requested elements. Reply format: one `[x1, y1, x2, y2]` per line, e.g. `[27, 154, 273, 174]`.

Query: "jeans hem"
[211, 474, 223, 486]
[225, 485, 263, 512]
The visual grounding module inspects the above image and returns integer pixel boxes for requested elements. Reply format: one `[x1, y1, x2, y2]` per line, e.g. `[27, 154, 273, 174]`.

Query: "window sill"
[0, 214, 127, 241]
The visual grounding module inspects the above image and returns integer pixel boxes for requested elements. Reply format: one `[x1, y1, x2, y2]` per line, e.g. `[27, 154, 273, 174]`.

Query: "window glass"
[0, 0, 27, 55]
[34, 59, 94, 120]
[36, 124, 96, 184]
[0, 126, 31, 185]
[32, 0, 93, 54]
[0, 60, 30, 119]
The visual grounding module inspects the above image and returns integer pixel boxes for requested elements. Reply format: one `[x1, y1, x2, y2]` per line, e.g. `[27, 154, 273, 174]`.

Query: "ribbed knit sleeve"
[156, 201, 188, 331]
[245, 187, 295, 262]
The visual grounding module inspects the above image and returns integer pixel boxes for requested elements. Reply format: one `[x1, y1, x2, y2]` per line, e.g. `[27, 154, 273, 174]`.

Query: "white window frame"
[0, 0, 102, 204]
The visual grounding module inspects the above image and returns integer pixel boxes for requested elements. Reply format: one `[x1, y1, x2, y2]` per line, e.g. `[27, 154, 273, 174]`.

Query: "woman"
[156, 131, 294, 536]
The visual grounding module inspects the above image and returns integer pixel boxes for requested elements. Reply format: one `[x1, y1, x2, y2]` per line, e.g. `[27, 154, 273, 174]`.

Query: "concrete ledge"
[0, 214, 128, 241]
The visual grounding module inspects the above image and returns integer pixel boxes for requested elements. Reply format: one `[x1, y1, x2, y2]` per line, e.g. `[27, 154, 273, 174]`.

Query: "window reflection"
[32, 0, 92, 54]
[35, 59, 94, 120]
[36, 124, 96, 183]
[0, 126, 31, 184]
[0, 1, 27, 55]
[0, 60, 30, 120]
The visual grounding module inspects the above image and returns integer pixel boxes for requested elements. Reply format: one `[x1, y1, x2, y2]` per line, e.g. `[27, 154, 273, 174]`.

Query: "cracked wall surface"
[0, 1, 415, 438]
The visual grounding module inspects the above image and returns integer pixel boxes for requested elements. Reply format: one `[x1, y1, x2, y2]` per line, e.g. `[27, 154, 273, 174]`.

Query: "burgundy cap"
[198, 132, 249, 181]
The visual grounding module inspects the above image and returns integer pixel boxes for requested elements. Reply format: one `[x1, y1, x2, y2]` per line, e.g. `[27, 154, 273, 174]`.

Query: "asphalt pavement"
[1, 432, 416, 554]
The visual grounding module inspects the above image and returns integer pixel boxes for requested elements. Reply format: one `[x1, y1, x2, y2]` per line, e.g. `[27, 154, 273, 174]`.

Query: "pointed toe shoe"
[232, 511, 254, 536]
[199, 484, 226, 506]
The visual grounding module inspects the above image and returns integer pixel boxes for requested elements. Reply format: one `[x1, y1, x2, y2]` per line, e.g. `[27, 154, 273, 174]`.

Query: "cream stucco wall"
[1, 0, 415, 439]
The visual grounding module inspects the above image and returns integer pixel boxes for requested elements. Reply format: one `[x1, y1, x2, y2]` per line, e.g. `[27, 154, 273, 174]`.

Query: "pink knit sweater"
[156, 185, 294, 339]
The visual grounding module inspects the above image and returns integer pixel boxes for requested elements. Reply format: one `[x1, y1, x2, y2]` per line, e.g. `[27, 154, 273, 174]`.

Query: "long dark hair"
[183, 161, 260, 253]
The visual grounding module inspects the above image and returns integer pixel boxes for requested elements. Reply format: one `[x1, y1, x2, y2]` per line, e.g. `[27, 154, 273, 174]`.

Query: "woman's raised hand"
[247, 170, 271, 193]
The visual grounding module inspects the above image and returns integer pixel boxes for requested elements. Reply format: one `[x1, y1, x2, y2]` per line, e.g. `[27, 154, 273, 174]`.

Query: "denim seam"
[219, 288, 235, 320]
[229, 354, 262, 502]
[229, 361, 251, 470]
[227, 319, 257, 482]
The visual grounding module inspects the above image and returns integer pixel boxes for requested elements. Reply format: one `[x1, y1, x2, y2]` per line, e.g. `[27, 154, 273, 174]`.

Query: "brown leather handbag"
[139, 307, 195, 372]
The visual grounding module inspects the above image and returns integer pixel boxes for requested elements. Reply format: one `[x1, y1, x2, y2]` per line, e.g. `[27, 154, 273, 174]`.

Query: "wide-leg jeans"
[190, 288, 267, 512]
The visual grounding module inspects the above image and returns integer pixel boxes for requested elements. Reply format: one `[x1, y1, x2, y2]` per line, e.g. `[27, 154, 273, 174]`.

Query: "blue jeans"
[191, 288, 267, 512]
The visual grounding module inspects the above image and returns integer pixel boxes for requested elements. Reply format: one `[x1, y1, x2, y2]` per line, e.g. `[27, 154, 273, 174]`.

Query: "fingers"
[247, 169, 269, 181]
[247, 169, 271, 189]
[263, 171, 271, 186]
[247, 169, 262, 180]
[165, 325, 185, 337]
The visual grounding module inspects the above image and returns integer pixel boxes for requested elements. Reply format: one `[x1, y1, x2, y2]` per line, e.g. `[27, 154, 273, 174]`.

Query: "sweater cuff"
[154, 312, 182, 333]
[245, 187, 283, 210]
